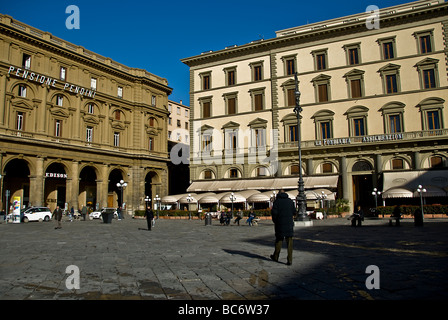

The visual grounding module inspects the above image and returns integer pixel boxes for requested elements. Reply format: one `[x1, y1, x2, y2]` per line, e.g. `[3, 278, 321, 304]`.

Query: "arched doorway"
[352, 160, 373, 207]
[2, 159, 31, 211]
[108, 169, 125, 208]
[79, 166, 97, 211]
[44, 163, 68, 211]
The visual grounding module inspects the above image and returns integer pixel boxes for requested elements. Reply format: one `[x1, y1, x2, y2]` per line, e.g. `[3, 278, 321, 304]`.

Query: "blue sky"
[1, 0, 409, 105]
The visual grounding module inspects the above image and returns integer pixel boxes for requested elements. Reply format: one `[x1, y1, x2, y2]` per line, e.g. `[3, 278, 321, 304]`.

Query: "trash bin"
[101, 208, 114, 224]
[205, 213, 212, 226]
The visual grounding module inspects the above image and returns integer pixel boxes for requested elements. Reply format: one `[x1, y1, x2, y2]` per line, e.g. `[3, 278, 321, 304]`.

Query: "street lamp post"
[318, 191, 327, 217]
[186, 194, 193, 220]
[154, 194, 161, 220]
[144, 196, 151, 208]
[372, 188, 381, 216]
[417, 184, 426, 224]
[294, 73, 308, 221]
[116, 179, 127, 208]
[229, 192, 236, 218]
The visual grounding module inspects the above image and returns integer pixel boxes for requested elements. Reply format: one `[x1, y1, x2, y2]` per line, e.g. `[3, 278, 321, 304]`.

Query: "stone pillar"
[70, 160, 79, 213]
[340, 156, 352, 211]
[0, 74, 7, 126]
[99, 164, 109, 208]
[414, 151, 421, 170]
[30, 156, 45, 206]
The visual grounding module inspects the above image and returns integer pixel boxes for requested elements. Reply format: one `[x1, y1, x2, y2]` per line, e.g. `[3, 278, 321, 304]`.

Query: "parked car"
[21, 207, 52, 222]
[89, 211, 102, 219]
[90, 208, 118, 220]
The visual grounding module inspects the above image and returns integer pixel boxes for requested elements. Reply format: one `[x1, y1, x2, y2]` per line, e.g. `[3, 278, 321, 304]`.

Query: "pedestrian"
[81, 205, 87, 221]
[144, 205, 154, 231]
[117, 206, 122, 220]
[234, 209, 243, 225]
[270, 190, 295, 265]
[69, 206, 74, 222]
[52, 205, 63, 229]
[225, 209, 232, 226]
[219, 210, 226, 225]
[247, 209, 256, 226]
[391, 204, 402, 226]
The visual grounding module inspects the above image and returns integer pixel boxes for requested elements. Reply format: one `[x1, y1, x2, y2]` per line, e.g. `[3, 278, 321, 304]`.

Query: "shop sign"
[315, 133, 404, 146]
[45, 172, 68, 179]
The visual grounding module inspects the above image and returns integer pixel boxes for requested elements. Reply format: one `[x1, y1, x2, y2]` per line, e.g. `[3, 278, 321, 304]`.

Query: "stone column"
[30, 156, 45, 206]
[70, 160, 79, 213]
[99, 164, 109, 208]
[340, 156, 351, 211]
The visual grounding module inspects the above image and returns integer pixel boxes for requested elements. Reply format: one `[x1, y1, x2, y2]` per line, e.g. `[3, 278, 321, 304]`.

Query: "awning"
[413, 186, 447, 198]
[383, 170, 448, 198]
[198, 195, 220, 204]
[219, 192, 247, 204]
[247, 191, 273, 203]
[382, 188, 413, 198]
[187, 175, 339, 193]
[161, 194, 187, 204]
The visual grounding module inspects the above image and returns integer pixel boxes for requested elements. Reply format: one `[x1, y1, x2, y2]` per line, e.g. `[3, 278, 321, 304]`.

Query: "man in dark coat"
[144, 205, 154, 231]
[270, 190, 295, 265]
[52, 205, 63, 229]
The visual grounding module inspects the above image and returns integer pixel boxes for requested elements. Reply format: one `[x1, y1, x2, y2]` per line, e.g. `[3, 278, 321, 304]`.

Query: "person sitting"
[351, 205, 364, 227]
[247, 210, 256, 226]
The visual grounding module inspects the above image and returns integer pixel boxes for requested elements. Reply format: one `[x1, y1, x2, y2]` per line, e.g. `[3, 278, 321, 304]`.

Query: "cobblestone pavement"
[0, 216, 447, 300]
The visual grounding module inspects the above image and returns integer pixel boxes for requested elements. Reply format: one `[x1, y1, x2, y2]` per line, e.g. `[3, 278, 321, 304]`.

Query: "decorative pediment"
[280, 79, 296, 87]
[111, 120, 126, 130]
[311, 74, 332, 82]
[83, 115, 99, 125]
[378, 63, 401, 72]
[146, 128, 158, 136]
[248, 117, 268, 127]
[12, 100, 34, 110]
[222, 121, 240, 129]
[414, 57, 439, 67]
[49, 107, 69, 118]
[343, 69, 365, 78]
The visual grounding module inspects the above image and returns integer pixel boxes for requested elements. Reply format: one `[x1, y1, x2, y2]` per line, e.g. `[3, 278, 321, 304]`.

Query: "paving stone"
[1, 217, 447, 300]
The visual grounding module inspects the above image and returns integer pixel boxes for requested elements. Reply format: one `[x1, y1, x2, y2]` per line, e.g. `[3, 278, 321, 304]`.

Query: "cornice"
[0, 16, 172, 94]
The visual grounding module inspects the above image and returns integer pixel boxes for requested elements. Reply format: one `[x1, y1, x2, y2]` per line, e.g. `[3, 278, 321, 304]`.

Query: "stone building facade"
[0, 14, 172, 214]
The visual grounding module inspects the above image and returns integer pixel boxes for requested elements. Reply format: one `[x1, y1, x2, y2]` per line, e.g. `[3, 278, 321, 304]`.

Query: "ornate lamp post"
[144, 195, 151, 208]
[229, 192, 236, 218]
[154, 194, 161, 220]
[186, 194, 194, 220]
[417, 185, 426, 224]
[372, 188, 381, 215]
[294, 73, 308, 221]
[116, 179, 127, 208]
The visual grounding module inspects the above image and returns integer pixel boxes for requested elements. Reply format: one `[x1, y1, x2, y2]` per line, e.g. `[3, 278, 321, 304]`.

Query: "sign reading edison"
[8, 65, 96, 98]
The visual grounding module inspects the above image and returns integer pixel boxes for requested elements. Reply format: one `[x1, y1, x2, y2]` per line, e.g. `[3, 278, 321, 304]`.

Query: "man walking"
[52, 205, 63, 229]
[270, 190, 295, 265]
[144, 205, 154, 231]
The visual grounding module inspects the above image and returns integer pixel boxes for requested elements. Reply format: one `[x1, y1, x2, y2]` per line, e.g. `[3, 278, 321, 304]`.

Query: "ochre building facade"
[0, 14, 172, 214]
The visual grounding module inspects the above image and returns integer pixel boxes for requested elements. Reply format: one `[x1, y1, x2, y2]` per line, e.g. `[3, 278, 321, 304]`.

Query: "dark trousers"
[272, 236, 293, 264]
[146, 218, 152, 230]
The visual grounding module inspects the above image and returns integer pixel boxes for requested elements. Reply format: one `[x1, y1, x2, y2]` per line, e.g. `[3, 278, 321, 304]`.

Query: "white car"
[22, 207, 52, 222]
[90, 208, 118, 219]
[89, 211, 102, 219]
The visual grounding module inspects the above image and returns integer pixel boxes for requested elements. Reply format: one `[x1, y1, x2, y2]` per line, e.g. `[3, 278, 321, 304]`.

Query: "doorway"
[352, 174, 373, 208]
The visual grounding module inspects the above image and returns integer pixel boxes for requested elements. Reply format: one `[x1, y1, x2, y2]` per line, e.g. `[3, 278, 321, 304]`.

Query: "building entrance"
[352, 174, 373, 208]
[44, 163, 67, 212]
[2, 159, 30, 210]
